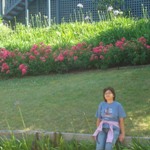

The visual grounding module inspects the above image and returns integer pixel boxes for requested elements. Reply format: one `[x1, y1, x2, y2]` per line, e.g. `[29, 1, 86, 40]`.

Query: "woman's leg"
[96, 130, 107, 150]
[105, 128, 120, 150]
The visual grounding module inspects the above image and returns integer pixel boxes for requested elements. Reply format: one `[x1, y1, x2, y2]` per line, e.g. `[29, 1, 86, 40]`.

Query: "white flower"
[85, 16, 90, 20]
[113, 10, 120, 16]
[107, 6, 113, 12]
[77, 3, 83, 8]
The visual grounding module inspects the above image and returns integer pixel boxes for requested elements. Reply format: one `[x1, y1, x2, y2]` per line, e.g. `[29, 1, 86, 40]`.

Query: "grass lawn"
[0, 65, 150, 136]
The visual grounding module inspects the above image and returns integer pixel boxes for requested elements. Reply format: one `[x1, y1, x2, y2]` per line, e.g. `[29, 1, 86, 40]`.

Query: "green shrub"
[1, 18, 150, 52]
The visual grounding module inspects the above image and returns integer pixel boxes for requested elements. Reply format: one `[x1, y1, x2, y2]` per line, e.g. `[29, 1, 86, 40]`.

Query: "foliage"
[0, 133, 149, 150]
[129, 138, 150, 150]
[1, 18, 150, 52]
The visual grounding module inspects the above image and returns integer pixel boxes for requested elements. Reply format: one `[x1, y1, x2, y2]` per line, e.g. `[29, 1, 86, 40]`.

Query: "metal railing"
[2, 0, 22, 15]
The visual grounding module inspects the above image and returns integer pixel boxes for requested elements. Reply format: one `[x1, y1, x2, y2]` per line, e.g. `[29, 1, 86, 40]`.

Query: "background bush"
[1, 17, 150, 52]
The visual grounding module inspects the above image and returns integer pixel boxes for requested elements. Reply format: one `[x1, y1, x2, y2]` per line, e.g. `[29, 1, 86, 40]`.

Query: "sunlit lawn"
[0, 65, 150, 136]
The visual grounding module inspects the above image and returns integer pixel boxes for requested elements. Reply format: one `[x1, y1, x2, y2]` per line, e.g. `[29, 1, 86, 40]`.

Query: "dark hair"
[103, 87, 116, 102]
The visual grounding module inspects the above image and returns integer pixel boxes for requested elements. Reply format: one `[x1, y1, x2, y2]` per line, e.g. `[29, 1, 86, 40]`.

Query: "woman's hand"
[119, 133, 125, 142]
[119, 118, 125, 142]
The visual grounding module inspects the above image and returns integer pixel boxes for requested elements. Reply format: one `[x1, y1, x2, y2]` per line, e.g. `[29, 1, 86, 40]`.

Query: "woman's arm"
[96, 118, 101, 127]
[119, 118, 125, 142]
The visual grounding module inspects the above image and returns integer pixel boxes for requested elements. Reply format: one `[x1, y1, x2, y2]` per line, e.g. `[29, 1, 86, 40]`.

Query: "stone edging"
[0, 130, 149, 145]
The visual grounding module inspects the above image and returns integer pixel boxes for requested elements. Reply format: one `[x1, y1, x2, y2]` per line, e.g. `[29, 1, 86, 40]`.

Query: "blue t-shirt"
[96, 101, 126, 128]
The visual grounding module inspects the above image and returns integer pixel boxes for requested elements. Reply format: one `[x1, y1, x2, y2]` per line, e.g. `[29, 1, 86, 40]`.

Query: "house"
[0, 0, 150, 26]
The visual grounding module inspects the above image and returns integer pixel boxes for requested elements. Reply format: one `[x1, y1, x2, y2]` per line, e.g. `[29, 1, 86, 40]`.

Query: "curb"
[0, 130, 149, 145]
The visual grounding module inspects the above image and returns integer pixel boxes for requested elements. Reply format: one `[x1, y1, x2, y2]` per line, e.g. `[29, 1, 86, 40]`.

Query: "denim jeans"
[96, 127, 120, 150]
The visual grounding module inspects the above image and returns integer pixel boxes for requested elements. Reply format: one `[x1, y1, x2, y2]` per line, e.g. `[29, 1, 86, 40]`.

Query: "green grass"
[0, 65, 150, 136]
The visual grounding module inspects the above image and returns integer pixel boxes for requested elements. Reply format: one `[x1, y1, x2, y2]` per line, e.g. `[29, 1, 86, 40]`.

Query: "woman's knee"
[96, 131, 106, 150]
[105, 143, 113, 150]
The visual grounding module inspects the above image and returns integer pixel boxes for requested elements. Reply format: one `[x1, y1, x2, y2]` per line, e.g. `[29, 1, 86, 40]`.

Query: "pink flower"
[57, 53, 64, 62]
[40, 56, 46, 62]
[138, 37, 147, 45]
[115, 40, 124, 50]
[19, 64, 28, 75]
[1, 63, 9, 72]
[106, 43, 113, 49]
[29, 55, 36, 60]
[63, 50, 69, 56]
[90, 54, 95, 61]
[115, 38, 126, 50]
[100, 55, 104, 60]
[33, 50, 39, 56]
[121, 37, 126, 42]
[19, 64, 26, 70]
[72, 46, 77, 51]
[103, 48, 108, 54]
[74, 56, 78, 61]
[6, 70, 10, 74]
[71, 42, 86, 51]
[99, 42, 103, 46]
[53, 53, 57, 59]
[69, 51, 74, 57]
[45, 49, 51, 54]
[93, 47, 103, 53]
[30, 44, 38, 52]
[90, 54, 98, 61]
[22, 55, 25, 60]
[94, 55, 98, 60]
[9, 52, 15, 58]
[26, 52, 31, 56]
[0, 48, 10, 60]
[146, 45, 150, 49]
[22, 68, 27, 75]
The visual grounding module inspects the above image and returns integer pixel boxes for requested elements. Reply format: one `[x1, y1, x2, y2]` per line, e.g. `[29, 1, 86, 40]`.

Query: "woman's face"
[104, 90, 114, 101]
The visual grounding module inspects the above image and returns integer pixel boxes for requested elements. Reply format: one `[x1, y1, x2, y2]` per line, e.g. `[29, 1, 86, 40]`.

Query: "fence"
[0, 0, 150, 24]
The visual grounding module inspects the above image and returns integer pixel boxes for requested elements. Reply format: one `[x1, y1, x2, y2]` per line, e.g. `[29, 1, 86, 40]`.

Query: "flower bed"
[0, 37, 150, 77]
